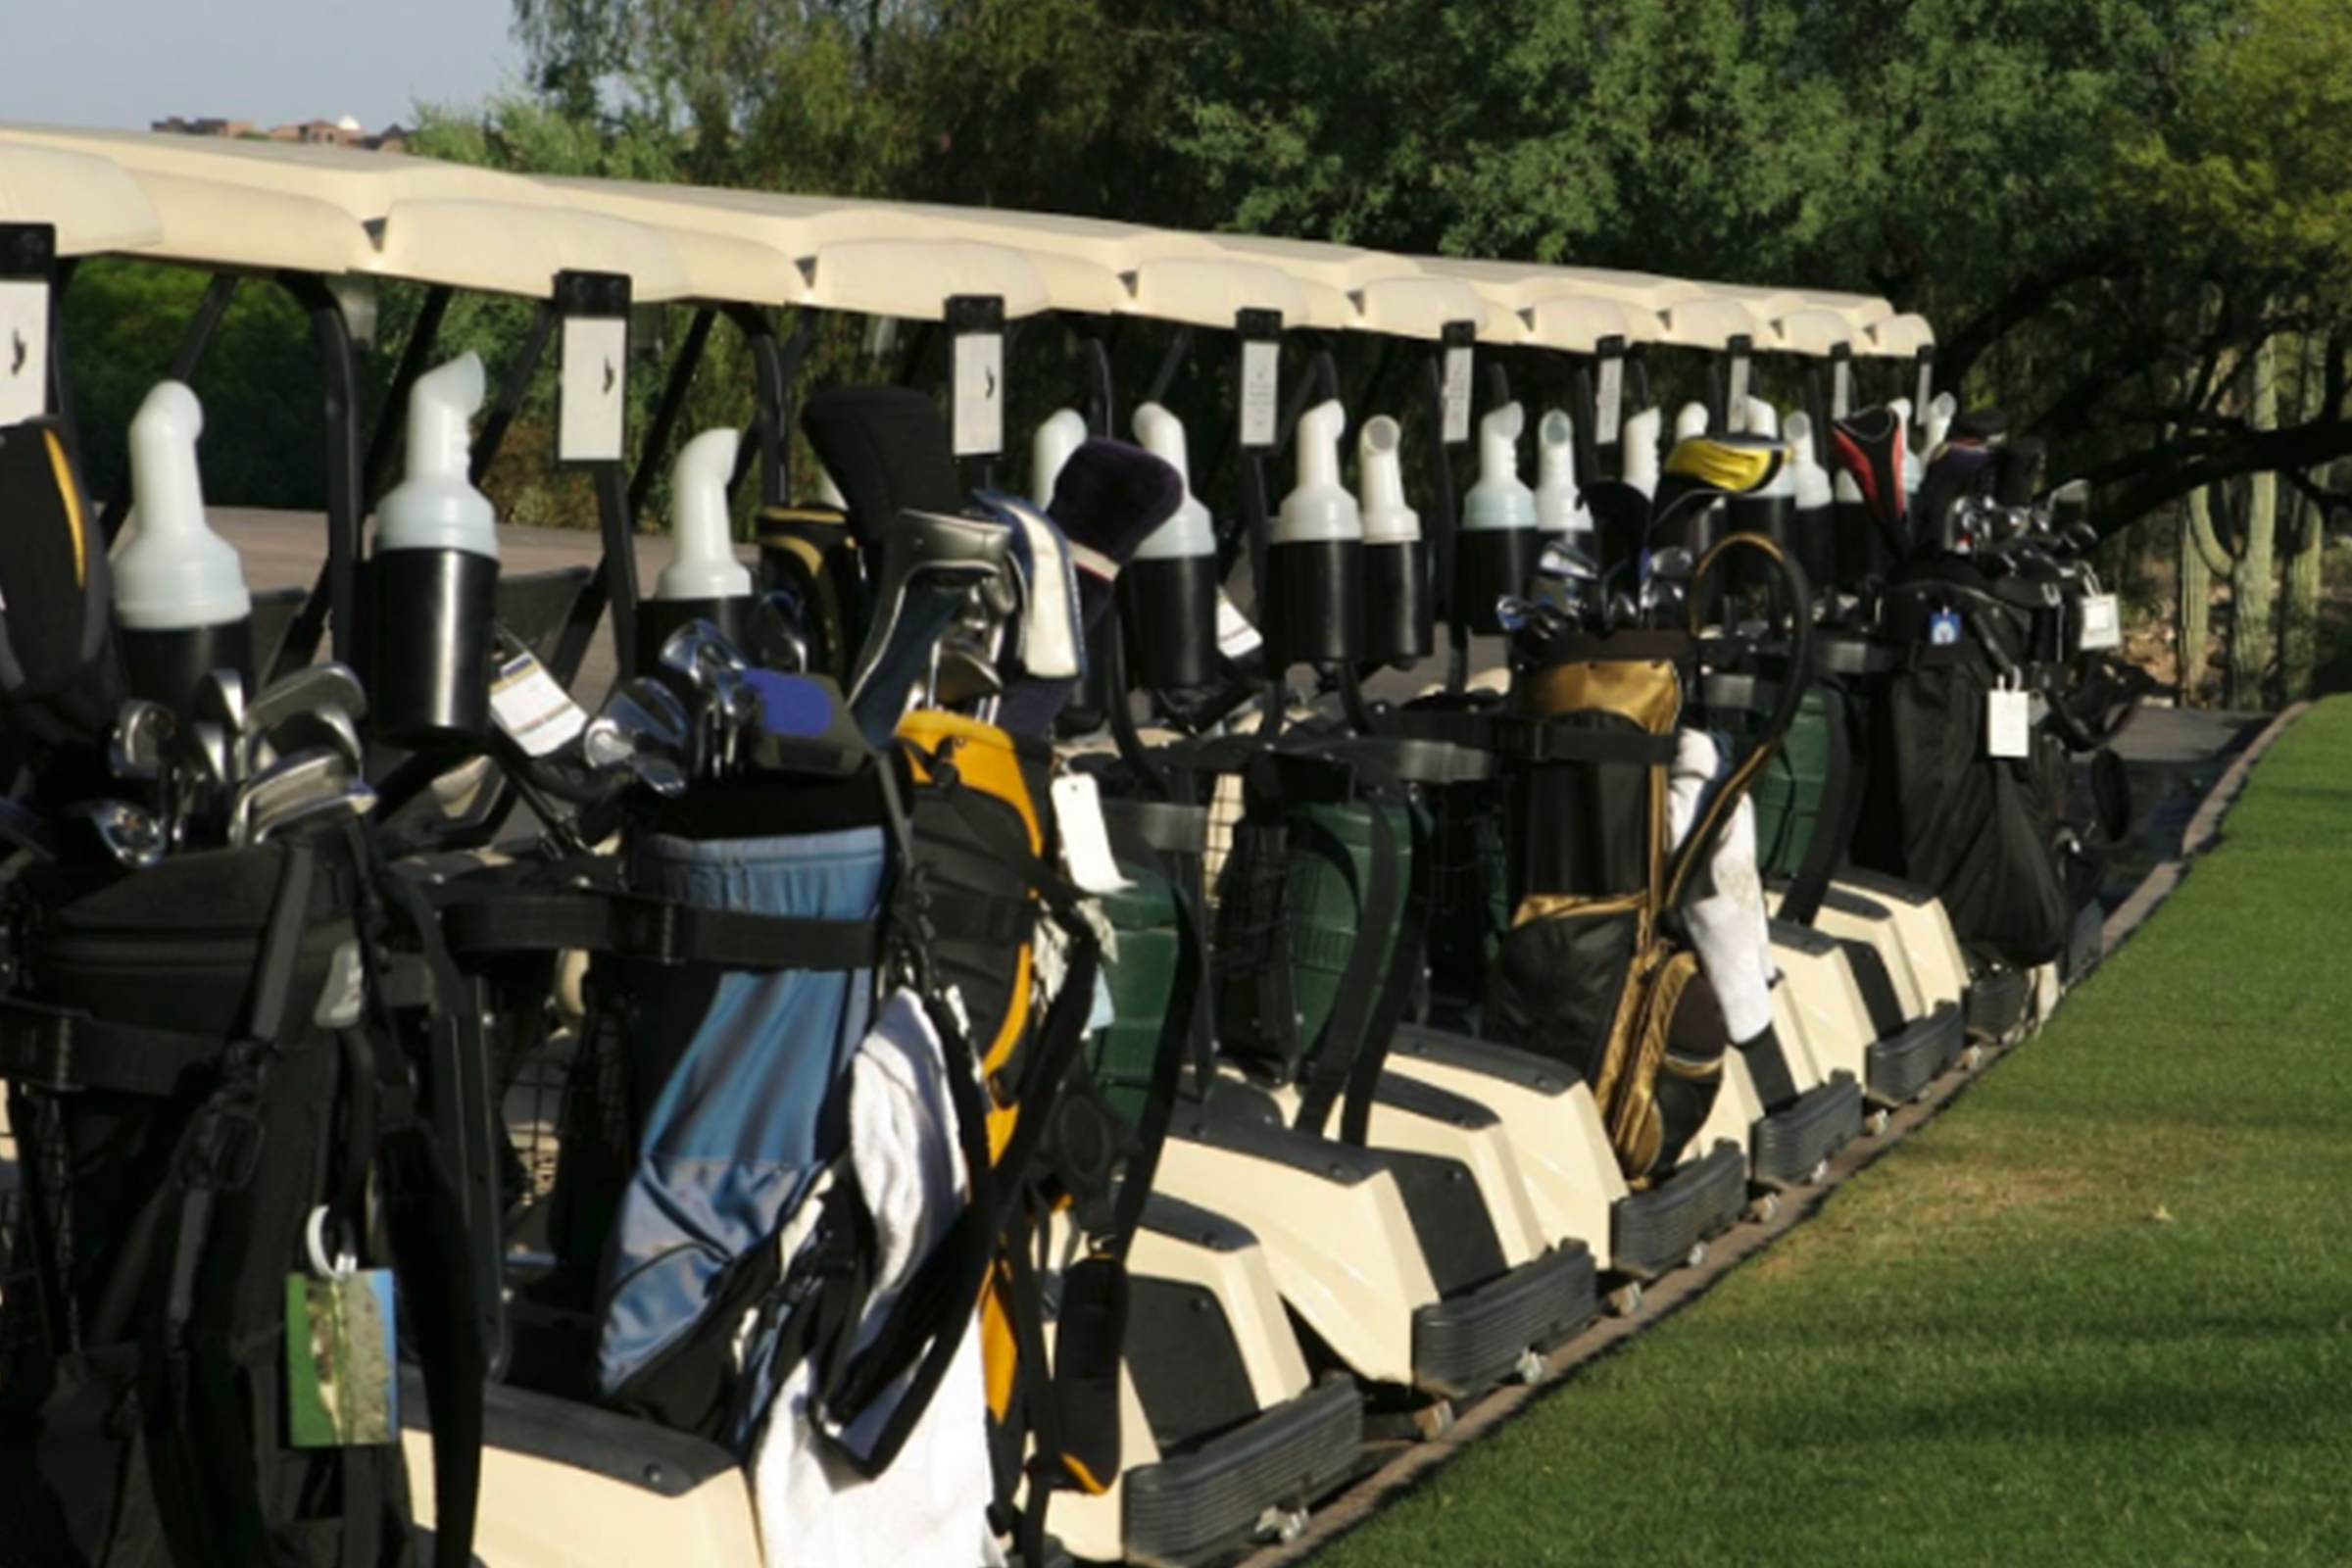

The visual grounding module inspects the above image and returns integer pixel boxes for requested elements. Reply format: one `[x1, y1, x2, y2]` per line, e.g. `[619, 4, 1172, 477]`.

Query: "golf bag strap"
[440, 887, 883, 970]
[1493, 720, 1679, 766]
[0, 997, 241, 1097]
[1339, 801, 1434, 1149]
[1776, 683, 1856, 930]
[142, 842, 318, 1568]
[1668, 534, 1815, 914]
[1294, 790, 1401, 1141]
[817, 966, 1063, 1478]
[364, 855, 488, 1568]
[1817, 634, 1894, 677]
[1106, 874, 1205, 1254]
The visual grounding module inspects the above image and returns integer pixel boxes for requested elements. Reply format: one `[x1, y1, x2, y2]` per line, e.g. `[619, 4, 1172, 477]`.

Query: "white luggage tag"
[1052, 773, 1133, 895]
[2078, 593, 2122, 652]
[1985, 673, 2032, 760]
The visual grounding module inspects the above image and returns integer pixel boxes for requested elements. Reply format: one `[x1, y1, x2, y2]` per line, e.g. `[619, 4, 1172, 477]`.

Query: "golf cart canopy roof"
[1407, 260, 1674, 347]
[1771, 308, 1857, 357]
[877, 206, 1348, 328]
[801, 236, 1055, 319]
[1519, 294, 1660, 353]
[0, 125, 697, 302]
[0, 142, 162, 256]
[538, 179, 1076, 318]
[1863, 313, 1937, 357]
[1719, 283, 1892, 334]
[1352, 275, 1523, 343]
[1653, 294, 1776, 350]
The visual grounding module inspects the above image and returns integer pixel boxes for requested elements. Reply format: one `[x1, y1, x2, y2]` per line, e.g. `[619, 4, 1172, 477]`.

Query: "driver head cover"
[801, 386, 965, 553]
[993, 439, 1182, 737]
[1829, 408, 1909, 528]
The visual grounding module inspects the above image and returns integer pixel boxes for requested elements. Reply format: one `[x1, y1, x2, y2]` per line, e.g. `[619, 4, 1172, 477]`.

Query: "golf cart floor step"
[1867, 1001, 1965, 1104]
[1409, 1240, 1598, 1400]
[1610, 1142, 1747, 1281]
[1751, 1073, 1864, 1187]
[1122, 1379, 1366, 1568]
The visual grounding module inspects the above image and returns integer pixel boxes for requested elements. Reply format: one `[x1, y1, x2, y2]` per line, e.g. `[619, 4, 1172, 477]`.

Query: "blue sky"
[1, 0, 522, 132]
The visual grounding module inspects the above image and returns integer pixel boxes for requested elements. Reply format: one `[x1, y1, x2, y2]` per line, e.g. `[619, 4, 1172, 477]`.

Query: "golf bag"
[0, 830, 484, 1568]
[893, 710, 1123, 1539]
[1855, 559, 2073, 967]
[1209, 745, 1423, 1145]
[1488, 535, 1808, 1181]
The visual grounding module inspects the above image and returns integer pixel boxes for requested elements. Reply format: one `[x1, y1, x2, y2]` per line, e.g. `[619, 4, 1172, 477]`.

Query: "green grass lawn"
[1316, 700, 2352, 1568]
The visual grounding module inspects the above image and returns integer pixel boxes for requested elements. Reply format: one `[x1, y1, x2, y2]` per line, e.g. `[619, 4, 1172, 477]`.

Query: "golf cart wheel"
[1866, 1108, 1892, 1137]
[1687, 1241, 1709, 1270]
[1807, 1157, 1831, 1186]
[1963, 1042, 1986, 1072]
[1748, 1192, 1781, 1225]
[1608, 1281, 1645, 1317]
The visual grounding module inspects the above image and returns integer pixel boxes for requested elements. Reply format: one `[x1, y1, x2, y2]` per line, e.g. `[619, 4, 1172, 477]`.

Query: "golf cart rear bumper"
[1866, 1001, 1964, 1104]
[1965, 966, 2034, 1041]
[1750, 1073, 1863, 1188]
[1409, 1241, 1597, 1400]
[1609, 1141, 1747, 1281]
[1122, 1379, 1366, 1568]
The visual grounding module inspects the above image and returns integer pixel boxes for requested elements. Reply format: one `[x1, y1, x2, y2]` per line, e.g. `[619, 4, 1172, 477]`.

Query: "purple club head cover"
[996, 438, 1183, 734]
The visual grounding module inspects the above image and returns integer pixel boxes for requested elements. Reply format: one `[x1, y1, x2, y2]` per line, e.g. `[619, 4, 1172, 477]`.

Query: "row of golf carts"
[0, 125, 2134, 1568]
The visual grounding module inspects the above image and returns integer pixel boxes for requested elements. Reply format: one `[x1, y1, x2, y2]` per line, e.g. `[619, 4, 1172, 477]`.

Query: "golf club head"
[1607, 591, 1641, 632]
[249, 706, 366, 781]
[1647, 545, 1695, 584]
[1538, 539, 1602, 584]
[74, 800, 166, 868]
[932, 645, 1006, 710]
[229, 747, 353, 849]
[111, 699, 177, 782]
[253, 782, 379, 844]
[605, 677, 695, 756]
[192, 668, 249, 779]
[581, 716, 689, 798]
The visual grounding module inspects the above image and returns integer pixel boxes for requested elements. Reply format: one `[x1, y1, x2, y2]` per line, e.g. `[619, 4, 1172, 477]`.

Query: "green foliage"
[63, 260, 330, 513]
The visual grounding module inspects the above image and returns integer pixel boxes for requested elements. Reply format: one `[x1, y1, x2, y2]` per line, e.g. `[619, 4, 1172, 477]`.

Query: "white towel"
[1668, 731, 1779, 1046]
[754, 989, 1004, 1568]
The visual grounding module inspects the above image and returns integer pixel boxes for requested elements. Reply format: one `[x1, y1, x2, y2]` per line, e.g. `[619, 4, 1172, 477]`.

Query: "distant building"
[151, 115, 411, 153]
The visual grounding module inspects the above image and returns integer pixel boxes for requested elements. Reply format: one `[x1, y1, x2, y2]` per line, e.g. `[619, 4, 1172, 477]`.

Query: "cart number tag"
[559, 316, 627, 464]
[1441, 345, 1474, 445]
[286, 1269, 399, 1448]
[1596, 357, 1625, 448]
[490, 651, 587, 757]
[2078, 593, 2122, 652]
[953, 331, 1004, 458]
[1986, 686, 2032, 759]
[1833, 360, 1854, 420]
[1240, 340, 1280, 450]
[0, 281, 49, 425]
[1052, 773, 1133, 895]
[1726, 356, 1752, 430]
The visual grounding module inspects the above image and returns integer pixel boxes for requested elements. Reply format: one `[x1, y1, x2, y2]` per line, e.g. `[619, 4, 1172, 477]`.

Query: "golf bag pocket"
[1879, 656, 2069, 965]
[598, 820, 888, 1445]
[1624, 951, 1726, 1183]
[1487, 893, 1645, 1091]
[897, 710, 1058, 1159]
[1210, 815, 1298, 1076]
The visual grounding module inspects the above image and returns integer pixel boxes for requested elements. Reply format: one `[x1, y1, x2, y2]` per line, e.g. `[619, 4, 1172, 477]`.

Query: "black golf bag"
[0, 831, 484, 1568]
